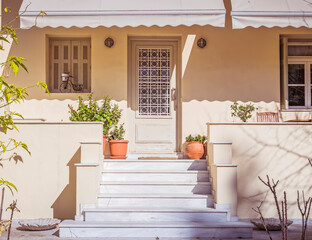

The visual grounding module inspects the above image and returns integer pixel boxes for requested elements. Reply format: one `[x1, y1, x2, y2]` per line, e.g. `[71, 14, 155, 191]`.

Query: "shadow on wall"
[233, 125, 312, 218]
[51, 147, 81, 220]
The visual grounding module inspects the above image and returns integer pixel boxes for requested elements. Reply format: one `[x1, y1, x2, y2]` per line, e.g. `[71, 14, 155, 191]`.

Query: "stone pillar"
[75, 141, 102, 221]
[208, 142, 238, 219]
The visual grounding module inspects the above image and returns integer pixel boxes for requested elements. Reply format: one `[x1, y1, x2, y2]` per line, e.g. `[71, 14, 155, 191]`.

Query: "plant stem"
[0, 188, 4, 221]
[7, 200, 16, 240]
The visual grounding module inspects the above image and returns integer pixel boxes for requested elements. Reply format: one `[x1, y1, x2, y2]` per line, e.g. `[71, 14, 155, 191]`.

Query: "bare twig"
[252, 200, 273, 240]
[308, 158, 312, 167]
[297, 190, 312, 240]
[258, 175, 291, 240]
[284, 191, 288, 240]
[259, 175, 285, 239]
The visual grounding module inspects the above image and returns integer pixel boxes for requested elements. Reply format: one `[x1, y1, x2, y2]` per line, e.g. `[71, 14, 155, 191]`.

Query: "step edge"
[99, 181, 211, 185]
[97, 193, 213, 198]
[101, 170, 209, 173]
[103, 160, 207, 162]
[59, 220, 253, 229]
[83, 208, 229, 213]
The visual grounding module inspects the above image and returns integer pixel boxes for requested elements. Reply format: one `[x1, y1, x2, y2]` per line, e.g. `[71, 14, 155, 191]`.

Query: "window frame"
[287, 60, 312, 109]
[48, 37, 91, 93]
[281, 36, 312, 109]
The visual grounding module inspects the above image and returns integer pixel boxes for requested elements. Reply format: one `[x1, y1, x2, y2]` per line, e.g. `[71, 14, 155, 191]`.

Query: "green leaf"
[4, 6, 12, 13]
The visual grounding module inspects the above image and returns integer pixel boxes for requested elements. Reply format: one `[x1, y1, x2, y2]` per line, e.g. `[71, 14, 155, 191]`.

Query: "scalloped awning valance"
[231, 0, 312, 29]
[19, 0, 226, 29]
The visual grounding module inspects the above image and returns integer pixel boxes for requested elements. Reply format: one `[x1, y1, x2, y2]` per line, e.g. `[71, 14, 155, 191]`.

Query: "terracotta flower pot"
[103, 136, 107, 155]
[109, 140, 129, 159]
[185, 141, 204, 160]
[201, 141, 207, 159]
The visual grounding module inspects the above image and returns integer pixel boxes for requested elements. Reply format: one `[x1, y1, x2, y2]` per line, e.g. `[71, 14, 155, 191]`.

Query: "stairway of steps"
[59, 158, 252, 238]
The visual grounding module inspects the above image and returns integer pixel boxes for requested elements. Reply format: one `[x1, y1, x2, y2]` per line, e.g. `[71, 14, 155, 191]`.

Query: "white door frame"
[127, 36, 182, 153]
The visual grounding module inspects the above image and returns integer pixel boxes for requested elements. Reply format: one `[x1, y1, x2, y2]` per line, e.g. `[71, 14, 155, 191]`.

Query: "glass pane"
[288, 86, 305, 106]
[288, 46, 312, 56]
[138, 48, 171, 116]
[288, 64, 304, 84]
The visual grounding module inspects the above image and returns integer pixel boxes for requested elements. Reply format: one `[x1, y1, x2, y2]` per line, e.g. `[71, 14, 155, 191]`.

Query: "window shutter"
[61, 40, 70, 74]
[50, 40, 61, 91]
[49, 38, 91, 93]
[71, 40, 80, 86]
[81, 40, 91, 92]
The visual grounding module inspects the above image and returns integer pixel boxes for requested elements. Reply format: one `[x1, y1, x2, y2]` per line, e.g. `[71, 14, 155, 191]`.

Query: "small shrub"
[230, 102, 256, 122]
[185, 134, 207, 143]
[69, 94, 121, 136]
[108, 124, 126, 140]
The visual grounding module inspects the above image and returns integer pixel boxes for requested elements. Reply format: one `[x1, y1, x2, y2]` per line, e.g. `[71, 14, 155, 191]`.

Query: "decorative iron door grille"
[138, 48, 171, 117]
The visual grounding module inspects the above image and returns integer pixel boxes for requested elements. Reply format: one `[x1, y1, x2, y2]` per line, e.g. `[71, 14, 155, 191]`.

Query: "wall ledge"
[209, 142, 232, 144]
[74, 163, 99, 167]
[80, 141, 102, 145]
[12, 121, 104, 125]
[214, 164, 238, 167]
[207, 122, 312, 126]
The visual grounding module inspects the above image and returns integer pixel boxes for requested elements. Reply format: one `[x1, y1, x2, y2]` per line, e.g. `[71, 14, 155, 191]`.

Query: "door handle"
[171, 88, 177, 101]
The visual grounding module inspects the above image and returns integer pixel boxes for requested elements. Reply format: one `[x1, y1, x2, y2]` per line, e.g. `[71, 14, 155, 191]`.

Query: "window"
[49, 38, 91, 93]
[281, 37, 312, 109]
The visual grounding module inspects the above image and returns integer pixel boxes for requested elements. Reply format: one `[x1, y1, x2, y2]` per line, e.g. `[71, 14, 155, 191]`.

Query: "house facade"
[4, 0, 312, 152]
[1, 0, 312, 238]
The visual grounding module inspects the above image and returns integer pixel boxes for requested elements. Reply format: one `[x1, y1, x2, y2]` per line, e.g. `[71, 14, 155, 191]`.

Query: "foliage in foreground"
[68, 94, 122, 136]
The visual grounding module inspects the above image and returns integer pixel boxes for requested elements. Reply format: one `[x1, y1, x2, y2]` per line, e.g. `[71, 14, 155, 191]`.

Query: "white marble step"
[97, 193, 214, 208]
[101, 170, 209, 182]
[59, 220, 253, 238]
[99, 181, 212, 194]
[83, 207, 229, 222]
[103, 159, 207, 171]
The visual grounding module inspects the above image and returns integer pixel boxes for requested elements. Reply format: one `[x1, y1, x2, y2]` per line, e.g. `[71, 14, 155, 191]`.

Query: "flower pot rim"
[186, 141, 204, 144]
[109, 140, 129, 143]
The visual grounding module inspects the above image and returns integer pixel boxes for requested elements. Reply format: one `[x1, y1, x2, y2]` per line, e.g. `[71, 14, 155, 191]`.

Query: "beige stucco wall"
[5, 22, 312, 150]
[0, 122, 102, 220]
[3, 0, 312, 150]
[208, 123, 312, 219]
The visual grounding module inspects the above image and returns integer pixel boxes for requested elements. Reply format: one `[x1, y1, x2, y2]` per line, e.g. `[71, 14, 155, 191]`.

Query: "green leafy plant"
[0, 16, 49, 166]
[185, 134, 207, 143]
[68, 94, 122, 136]
[0, 179, 17, 196]
[108, 124, 126, 140]
[230, 102, 256, 122]
[0, 8, 48, 239]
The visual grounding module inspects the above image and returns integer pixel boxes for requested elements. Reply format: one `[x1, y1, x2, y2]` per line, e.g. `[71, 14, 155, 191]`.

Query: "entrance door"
[128, 38, 179, 153]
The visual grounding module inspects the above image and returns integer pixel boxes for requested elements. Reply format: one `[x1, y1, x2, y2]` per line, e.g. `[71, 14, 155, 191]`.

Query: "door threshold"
[127, 152, 184, 160]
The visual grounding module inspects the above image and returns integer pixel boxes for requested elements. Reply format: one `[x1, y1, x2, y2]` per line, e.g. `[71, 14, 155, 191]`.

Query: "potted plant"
[230, 102, 257, 122]
[185, 134, 207, 160]
[68, 94, 121, 154]
[108, 124, 129, 159]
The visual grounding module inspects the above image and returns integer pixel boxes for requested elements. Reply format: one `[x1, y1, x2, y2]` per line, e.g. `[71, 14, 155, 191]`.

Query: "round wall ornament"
[104, 37, 114, 48]
[197, 38, 207, 48]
